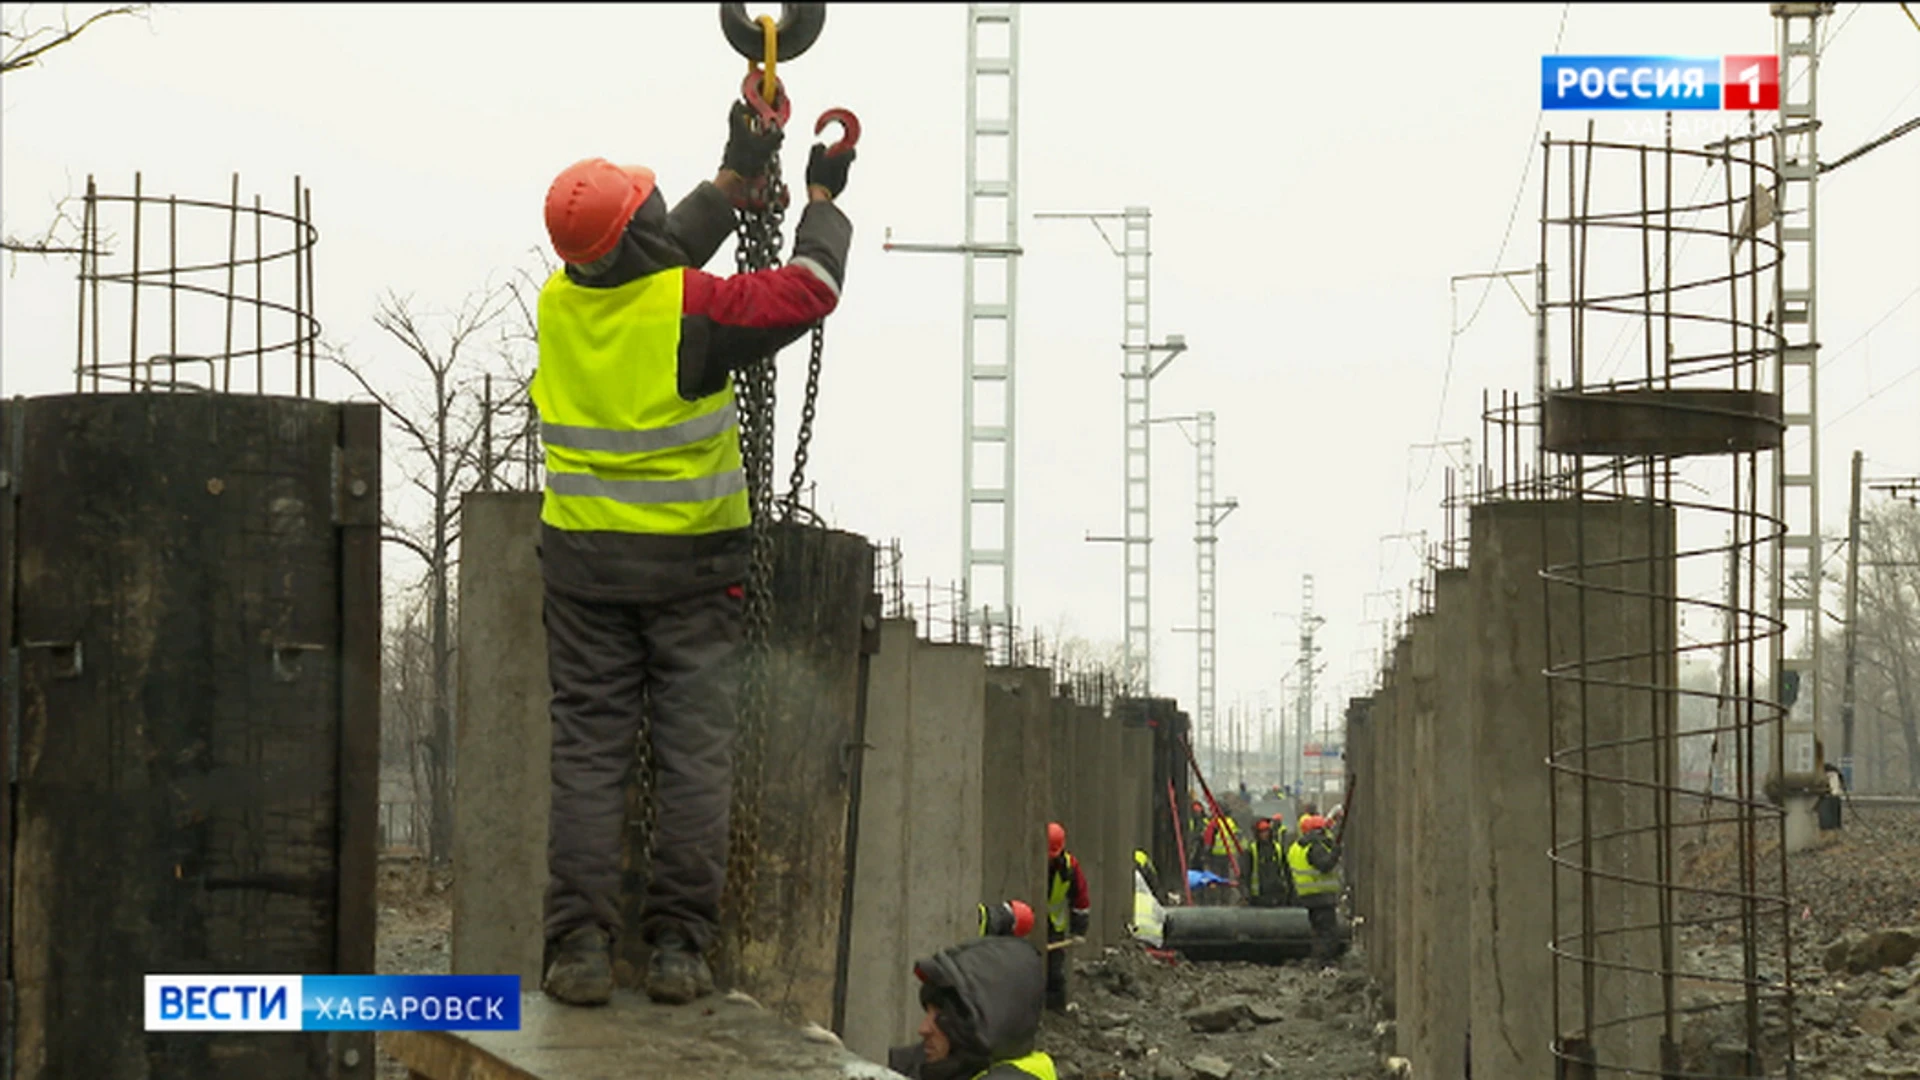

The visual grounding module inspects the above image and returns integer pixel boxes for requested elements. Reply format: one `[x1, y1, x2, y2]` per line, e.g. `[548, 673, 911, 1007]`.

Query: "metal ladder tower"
[1160, 412, 1238, 761]
[1293, 575, 1324, 794]
[1770, 2, 1833, 788]
[1037, 207, 1186, 694]
[882, 4, 1023, 642]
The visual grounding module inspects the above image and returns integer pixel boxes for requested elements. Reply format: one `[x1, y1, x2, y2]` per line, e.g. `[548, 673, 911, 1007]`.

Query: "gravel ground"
[1037, 942, 1386, 1080]
[374, 855, 453, 1080]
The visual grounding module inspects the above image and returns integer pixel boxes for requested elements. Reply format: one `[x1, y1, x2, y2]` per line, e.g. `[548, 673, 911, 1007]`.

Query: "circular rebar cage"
[1534, 124, 1797, 1077]
[71, 173, 320, 396]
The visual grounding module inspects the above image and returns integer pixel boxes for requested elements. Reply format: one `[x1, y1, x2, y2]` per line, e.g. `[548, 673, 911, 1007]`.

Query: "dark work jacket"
[538, 180, 853, 604]
[1246, 836, 1290, 906]
[887, 936, 1052, 1080]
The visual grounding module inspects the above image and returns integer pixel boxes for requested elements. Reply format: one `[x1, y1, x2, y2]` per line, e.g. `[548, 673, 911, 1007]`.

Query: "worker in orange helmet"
[537, 102, 857, 1009]
[1288, 814, 1346, 966]
[1045, 822, 1090, 1012]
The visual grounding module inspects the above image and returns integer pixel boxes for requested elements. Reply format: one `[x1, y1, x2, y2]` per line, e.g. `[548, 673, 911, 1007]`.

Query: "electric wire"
[1384, 2, 1571, 621]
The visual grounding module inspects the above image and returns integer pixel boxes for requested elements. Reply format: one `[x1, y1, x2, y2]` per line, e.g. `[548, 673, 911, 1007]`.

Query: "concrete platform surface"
[386, 991, 903, 1080]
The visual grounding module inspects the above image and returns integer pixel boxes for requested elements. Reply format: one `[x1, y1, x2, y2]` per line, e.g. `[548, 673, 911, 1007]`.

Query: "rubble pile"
[1670, 805, 1920, 1078]
[1796, 929, 1920, 1079]
[1037, 943, 1384, 1080]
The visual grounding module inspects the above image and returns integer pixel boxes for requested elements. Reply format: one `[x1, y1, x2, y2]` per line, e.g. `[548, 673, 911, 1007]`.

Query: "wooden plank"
[333, 400, 383, 1078]
[384, 991, 896, 1080]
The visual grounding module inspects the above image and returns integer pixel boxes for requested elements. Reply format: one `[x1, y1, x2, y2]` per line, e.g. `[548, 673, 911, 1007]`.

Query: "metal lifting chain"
[723, 151, 783, 954]
[719, 3, 835, 966]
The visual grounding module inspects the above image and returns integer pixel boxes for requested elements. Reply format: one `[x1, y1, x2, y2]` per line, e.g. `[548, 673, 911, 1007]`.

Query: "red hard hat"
[1300, 815, 1330, 834]
[544, 158, 656, 266]
[1009, 900, 1035, 938]
[1254, 818, 1273, 833]
[1047, 822, 1066, 859]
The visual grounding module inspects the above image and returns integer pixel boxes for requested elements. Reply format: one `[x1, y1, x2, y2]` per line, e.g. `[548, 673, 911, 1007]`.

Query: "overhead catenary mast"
[883, 4, 1022, 644]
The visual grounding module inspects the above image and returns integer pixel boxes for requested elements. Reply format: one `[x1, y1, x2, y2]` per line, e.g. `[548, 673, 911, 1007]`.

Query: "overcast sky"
[4, 3, 1916, 751]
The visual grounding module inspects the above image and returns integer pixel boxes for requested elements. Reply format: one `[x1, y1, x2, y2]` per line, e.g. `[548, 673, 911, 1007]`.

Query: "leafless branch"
[2, 4, 149, 74]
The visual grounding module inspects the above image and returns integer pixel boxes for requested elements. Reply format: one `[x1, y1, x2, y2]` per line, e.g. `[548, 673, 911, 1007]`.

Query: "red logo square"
[1723, 55, 1780, 111]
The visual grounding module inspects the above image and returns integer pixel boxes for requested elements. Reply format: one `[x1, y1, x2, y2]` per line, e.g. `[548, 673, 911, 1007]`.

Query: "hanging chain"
[782, 324, 825, 520]
[721, 143, 787, 960]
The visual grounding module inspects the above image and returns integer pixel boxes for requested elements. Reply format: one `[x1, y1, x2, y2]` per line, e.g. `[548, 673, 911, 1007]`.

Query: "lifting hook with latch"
[814, 107, 859, 157]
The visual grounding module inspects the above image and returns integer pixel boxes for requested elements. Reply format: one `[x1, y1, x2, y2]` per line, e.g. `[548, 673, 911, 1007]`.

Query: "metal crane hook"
[814, 108, 860, 156]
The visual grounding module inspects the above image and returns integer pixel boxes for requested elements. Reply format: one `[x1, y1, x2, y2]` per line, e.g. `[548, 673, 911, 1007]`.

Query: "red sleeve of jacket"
[681, 261, 839, 330]
[1070, 857, 1091, 913]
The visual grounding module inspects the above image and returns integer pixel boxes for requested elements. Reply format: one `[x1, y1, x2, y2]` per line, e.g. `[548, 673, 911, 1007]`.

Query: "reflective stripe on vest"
[1288, 839, 1340, 897]
[973, 1050, 1059, 1080]
[1048, 854, 1077, 935]
[532, 266, 750, 535]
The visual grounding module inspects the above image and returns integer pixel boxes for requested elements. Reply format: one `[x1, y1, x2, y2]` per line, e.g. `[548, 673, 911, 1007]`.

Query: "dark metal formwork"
[1, 393, 381, 1079]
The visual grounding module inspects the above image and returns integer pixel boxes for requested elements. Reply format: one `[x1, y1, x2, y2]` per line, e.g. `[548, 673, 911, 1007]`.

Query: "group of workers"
[1186, 799, 1347, 962]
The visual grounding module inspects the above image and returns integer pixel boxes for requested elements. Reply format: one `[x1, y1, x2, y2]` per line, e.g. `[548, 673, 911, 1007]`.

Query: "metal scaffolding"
[883, 4, 1023, 642]
[1037, 207, 1185, 694]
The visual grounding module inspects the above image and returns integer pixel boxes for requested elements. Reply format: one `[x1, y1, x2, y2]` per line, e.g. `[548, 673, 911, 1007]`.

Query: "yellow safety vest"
[1287, 837, 1340, 897]
[972, 1051, 1059, 1080]
[531, 266, 751, 535]
[1048, 853, 1080, 936]
[1208, 816, 1240, 856]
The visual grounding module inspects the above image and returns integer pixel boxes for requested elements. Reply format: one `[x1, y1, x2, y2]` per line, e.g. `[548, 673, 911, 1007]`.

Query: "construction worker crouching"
[1288, 814, 1345, 966]
[1045, 822, 1089, 1012]
[887, 936, 1057, 1080]
[1243, 818, 1291, 908]
[535, 102, 857, 1007]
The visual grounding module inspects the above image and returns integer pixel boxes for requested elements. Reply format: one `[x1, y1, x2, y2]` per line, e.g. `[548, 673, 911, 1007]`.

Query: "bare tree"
[1824, 499, 1920, 791]
[1858, 501, 1920, 789]
[1, 4, 149, 257]
[1, 2, 148, 74]
[331, 281, 535, 863]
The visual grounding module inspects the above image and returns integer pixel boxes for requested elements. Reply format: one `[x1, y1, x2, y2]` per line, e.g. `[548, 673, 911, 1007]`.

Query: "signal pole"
[1294, 575, 1325, 795]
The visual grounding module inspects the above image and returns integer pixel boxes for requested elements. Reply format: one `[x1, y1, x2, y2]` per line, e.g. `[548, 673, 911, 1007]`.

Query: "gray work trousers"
[542, 582, 742, 954]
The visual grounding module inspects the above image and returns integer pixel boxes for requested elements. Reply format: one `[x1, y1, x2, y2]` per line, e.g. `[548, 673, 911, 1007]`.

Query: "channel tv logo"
[144, 974, 520, 1032]
[1542, 55, 1780, 111]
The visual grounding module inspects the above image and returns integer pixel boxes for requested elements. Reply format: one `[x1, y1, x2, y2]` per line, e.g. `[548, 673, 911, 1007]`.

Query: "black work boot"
[645, 931, 715, 1005]
[543, 925, 613, 1006]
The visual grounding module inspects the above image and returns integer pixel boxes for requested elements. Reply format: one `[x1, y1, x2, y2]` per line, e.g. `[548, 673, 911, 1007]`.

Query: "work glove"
[723, 100, 784, 177]
[806, 141, 855, 198]
[1069, 912, 1089, 938]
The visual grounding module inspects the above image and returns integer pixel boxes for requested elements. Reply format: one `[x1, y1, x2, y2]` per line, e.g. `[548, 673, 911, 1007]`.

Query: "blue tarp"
[1186, 869, 1231, 889]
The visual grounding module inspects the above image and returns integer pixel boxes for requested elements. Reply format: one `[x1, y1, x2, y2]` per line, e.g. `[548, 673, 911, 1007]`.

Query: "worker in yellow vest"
[535, 104, 856, 1008]
[1288, 814, 1345, 965]
[888, 936, 1058, 1080]
[1046, 822, 1090, 1012]
[1243, 818, 1292, 908]
[1200, 811, 1241, 905]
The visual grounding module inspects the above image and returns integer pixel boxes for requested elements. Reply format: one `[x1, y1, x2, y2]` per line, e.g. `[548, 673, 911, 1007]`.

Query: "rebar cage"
[70, 173, 319, 396]
[1520, 119, 1796, 1077]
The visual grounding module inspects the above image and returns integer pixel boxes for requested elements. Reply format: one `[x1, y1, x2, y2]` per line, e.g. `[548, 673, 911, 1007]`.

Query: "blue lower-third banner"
[144, 974, 521, 1031]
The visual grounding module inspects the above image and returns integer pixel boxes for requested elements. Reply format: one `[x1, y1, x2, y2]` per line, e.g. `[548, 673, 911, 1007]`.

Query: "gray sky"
[4, 3, 1916, 751]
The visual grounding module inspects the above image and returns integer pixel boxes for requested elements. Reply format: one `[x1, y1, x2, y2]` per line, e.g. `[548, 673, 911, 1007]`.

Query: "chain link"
[720, 149, 786, 964]
[782, 324, 825, 520]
